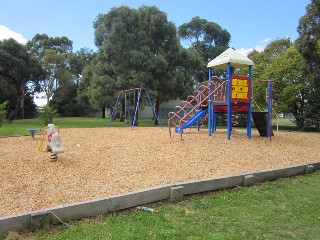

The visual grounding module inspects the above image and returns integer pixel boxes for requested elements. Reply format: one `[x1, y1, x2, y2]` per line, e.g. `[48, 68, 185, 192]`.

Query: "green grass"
[0, 117, 107, 136]
[19, 171, 320, 240]
[273, 117, 295, 127]
[0, 117, 294, 137]
[0, 117, 165, 136]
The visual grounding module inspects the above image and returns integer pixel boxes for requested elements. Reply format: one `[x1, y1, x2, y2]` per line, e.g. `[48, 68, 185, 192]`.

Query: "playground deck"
[1, 127, 320, 217]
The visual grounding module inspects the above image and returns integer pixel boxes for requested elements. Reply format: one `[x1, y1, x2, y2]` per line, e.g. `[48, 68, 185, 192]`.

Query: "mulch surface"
[1, 127, 319, 217]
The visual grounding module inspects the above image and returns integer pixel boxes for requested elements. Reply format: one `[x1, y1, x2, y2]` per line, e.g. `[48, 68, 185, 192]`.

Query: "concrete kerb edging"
[0, 161, 319, 235]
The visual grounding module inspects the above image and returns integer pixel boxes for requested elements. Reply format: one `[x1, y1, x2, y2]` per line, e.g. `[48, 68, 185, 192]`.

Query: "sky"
[0, 0, 311, 105]
[0, 0, 311, 54]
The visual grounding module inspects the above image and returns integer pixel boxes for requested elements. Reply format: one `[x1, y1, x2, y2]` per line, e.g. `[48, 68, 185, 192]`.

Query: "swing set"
[107, 88, 162, 129]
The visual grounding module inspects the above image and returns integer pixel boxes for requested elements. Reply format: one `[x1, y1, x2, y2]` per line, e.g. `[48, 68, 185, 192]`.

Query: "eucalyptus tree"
[68, 47, 95, 84]
[50, 48, 95, 116]
[248, 38, 310, 129]
[247, 38, 292, 107]
[78, 51, 118, 118]
[296, 0, 320, 130]
[76, 64, 95, 115]
[263, 46, 307, 129]
[0, 38, 42, 120]
[27, 34, 73, 106]
[90, 5, 200, 121]
[178, 16, 231, 81]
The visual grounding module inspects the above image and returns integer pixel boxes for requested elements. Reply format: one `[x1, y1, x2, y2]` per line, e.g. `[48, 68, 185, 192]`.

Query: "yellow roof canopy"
[207, 48, 254, 70]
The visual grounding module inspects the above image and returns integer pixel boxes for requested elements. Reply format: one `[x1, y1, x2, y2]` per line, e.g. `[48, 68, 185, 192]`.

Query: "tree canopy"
[296, 0, 320, 130]
[27, 34, 74, 106]
[85, 5, 201, 121]
[178, 16, 230, 82]
[0, 38, 42, 120]
[247, 39, 306, 127]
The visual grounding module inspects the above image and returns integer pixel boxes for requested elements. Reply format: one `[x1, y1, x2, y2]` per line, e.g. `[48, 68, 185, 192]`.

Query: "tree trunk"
[20, 88, 25, 119]
[295, 115, 305, 130]
[8, 96, 21, 121]
[154, 95, 160, 126]
[101, 106, 106, 118]
[292, 102, 304, 130]
[8, 86, 24, 121]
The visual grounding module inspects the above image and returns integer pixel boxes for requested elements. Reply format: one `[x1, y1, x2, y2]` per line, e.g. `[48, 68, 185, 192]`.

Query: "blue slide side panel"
[175, 110, 208, 133]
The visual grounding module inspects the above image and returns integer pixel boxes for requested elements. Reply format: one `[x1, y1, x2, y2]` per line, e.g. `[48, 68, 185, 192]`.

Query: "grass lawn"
[273, 117, 295, 127]
[0, 117, 165, 137]
[0, 117, 105, 136]
[17, 171, 320, 240]
[0, 117, 294, 137]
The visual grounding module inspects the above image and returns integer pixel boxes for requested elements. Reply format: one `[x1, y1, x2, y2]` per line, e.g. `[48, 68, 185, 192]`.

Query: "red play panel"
[214, 105, 249, 113]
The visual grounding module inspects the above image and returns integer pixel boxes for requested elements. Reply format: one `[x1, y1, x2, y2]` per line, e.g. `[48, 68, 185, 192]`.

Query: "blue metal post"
[125, 92, 131, 122]
[210, 69, 215, 134]
[267, 81, 272, 139]
[208, 68, 212, 136]
[247, 66, 253, 138]
[197, 86, 201, 131]
[214, 114, 217, 132]
[227, 63, 232, 140]
[107, 95, 120, 127]
[132, 89, 141, 129]
[145, 89, 162, 129]
[211, 97, 215, 134]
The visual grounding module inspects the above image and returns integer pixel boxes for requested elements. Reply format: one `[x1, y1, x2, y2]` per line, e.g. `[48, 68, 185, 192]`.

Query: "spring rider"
[39, 124, 65, 161]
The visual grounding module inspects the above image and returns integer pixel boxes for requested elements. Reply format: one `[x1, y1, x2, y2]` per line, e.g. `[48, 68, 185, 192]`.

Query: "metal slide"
[168, 76, 227, 140]
[252, 112, 274, 137]
[174, 109, 208, 133]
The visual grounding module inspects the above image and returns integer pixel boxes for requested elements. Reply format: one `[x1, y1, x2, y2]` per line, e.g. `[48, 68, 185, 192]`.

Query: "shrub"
[0, 101, 8, 127]
[38, 105, 58, 126]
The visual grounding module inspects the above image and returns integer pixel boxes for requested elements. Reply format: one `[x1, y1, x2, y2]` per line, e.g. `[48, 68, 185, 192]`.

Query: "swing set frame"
[107, 88, 162, 129]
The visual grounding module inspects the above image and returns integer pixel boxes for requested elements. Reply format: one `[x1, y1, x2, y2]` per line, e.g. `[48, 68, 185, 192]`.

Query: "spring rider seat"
[39, 124, 65, 161]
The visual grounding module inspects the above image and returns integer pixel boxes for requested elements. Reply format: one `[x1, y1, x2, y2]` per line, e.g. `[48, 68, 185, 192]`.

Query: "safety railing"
[168, 77, 227, 139]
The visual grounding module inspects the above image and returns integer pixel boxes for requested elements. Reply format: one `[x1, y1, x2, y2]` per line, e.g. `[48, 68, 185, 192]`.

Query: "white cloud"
[236, 48, 255, 56]
[34, 92, 48, 107]
[236, 38, 272, 56]
[0, 25, 28, 44]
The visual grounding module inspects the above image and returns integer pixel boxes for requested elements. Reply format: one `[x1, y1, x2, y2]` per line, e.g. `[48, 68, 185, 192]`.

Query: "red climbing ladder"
[168, 77, 227, 140]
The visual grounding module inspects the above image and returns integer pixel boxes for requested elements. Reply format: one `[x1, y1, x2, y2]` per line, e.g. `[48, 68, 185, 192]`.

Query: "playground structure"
[107, 88, 162, 129]
[38, 124, 65, 160]
[168, 48, 274, 140]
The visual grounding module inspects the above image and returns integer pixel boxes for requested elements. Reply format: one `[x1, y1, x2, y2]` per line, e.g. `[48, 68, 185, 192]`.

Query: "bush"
[38, 105, 58, 126]
[0, 101, 8, 127]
